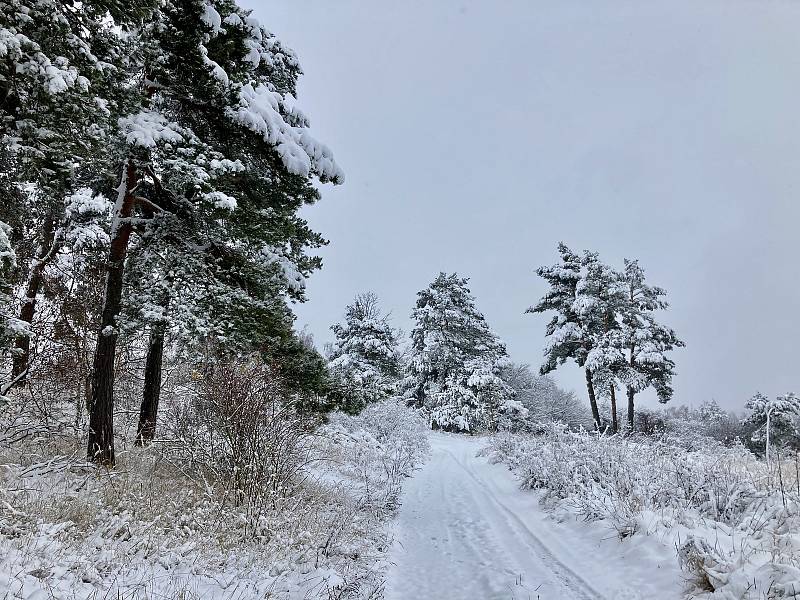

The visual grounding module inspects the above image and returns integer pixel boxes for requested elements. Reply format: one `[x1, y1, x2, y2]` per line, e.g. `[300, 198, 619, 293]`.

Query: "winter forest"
[1, 1, 799, 599]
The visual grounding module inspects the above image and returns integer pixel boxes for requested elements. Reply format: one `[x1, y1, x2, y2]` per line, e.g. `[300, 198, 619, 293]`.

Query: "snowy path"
[384, 433, 684, 600]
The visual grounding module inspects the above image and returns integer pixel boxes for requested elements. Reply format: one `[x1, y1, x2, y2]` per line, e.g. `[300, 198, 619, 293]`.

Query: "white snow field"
[385, 433, 684, 600]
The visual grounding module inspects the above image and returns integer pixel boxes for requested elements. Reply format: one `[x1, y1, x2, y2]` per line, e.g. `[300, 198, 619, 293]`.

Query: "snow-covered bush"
[485, 427, 800, 597]
[501, 363, 591, 430]
[487, 426, 766, 527]
[0, 386, 428, 598]
[166, 356, 316, 512]
[323, 398, 430, 508]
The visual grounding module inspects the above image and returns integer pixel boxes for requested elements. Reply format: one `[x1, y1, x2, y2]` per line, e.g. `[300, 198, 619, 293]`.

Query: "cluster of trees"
[530, 243, 684, 432]
[325, 244, 696, 437]
[1, 0, 342, 464]
[324, 244, 688, 436]
[743, 392, 800, 462]
[616, 394, 800, 462]
[325, 274, 582, 433]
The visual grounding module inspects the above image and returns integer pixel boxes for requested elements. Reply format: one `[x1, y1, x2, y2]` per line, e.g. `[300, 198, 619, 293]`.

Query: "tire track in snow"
[441, 445, 606, 600]
[385, 435, 608, 600]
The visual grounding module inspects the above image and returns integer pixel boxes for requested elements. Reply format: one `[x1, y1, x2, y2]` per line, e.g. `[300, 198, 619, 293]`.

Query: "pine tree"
[617, 259, 684, 430]
[84, 0, 343, 463]
[744, 392, 800, 465]
[0, 0, 140, 381]
[406, 273, 519, 432]
[578, 252, 628, 432]
[529, 243, 607, 429]
[327, 292, 401, 413]
[531, 247, 683, 433]
[0, 219, 17, 393]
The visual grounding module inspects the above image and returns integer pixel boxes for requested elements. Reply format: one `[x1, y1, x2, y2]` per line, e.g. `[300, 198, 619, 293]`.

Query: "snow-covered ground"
[385, 433, 683, 600]
[0, 400, 429, 600]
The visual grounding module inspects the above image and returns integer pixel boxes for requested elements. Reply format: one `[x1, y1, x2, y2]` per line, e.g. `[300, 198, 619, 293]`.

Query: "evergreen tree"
[529, 243, 606, 429]
[531, 246, 683, 433]
[617, 259, 684, 430]
[0, 219, 17, 389]
[0, 0, 141, 381]
[85, 0, 343, 464]
[406, 273, 520, 432]
[578, 252, 628, 432]
[327, 292, 401, 413]
[744, 392, 800, 464]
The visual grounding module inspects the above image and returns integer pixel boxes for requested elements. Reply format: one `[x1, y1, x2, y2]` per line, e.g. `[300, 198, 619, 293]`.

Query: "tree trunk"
[87, 160, 137, 466]
[136, 326, 164, 445]
[610, 384, 618, 433]
[626, 343, 637, 431]
[766, 407, 772, 469]
[585, 368, 601, 430]
[11, 214, 59, 381]
[627, 387, 635, 431]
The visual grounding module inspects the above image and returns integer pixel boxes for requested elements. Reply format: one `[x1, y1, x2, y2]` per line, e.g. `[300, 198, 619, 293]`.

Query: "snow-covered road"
[384, 433, 684, 600]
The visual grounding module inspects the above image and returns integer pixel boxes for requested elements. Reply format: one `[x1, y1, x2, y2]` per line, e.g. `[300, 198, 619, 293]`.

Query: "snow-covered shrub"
[485, 428, 800, 597]
[171, 356, 315, 510]
[323, 398, 430, 508]
[487, 426, 765, 526]
[501, 363, 591, 431]
[0, 391, 428, 598]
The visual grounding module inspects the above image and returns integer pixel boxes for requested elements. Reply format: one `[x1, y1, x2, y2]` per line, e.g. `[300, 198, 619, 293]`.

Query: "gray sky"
[242, 0, 800, 411]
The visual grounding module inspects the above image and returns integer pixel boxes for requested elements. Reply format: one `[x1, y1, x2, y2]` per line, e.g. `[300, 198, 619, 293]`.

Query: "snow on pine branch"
[0, 27, 87, 95]
[260, 246, 306, 293]
[63, 188, 113, 250]
[228, 83, 344, 182]
[199, 2, 224, 35]
[118, 110, 187, 149]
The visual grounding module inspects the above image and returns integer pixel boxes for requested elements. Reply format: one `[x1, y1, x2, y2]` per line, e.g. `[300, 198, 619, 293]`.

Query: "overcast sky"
[242, 0, 800, 411]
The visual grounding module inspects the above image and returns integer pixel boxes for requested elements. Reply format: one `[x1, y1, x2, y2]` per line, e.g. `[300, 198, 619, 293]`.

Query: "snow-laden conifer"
[530, 246, 683, 432]
[83, 0, 343, 463]
[616, 259, 684, 430]
[744, 392, 800, 465]
[406, 273, 522, 432]
[327, 292, 402, 413]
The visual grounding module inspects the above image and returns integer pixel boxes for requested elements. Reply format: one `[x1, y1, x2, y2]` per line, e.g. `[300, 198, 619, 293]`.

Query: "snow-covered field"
[385, 432, 682, 600]
[4, 410, 799, 600]
[0, 400, 429, 600]
[484, 427, 800, 600]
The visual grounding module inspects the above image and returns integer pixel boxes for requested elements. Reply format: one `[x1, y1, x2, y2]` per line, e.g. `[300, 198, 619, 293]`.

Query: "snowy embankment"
[484, 426, 800, 600]
[385, 432, 682, 600]
[0, 400, 429, 600]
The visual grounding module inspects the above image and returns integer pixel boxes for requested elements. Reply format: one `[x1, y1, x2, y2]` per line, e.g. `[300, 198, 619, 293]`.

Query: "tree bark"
[11, 214, 59, 381]
[626, 344, 637, 431]
[136, 326, 164, 445]
[585, 368, 601, 430]
[87, 160, 137, 466]
[627, 387, 636, 431]
[610, 384, 618, 433]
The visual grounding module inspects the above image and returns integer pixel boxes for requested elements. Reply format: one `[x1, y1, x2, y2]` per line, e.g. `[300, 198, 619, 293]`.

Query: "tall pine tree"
[406, 273, 519, 432]
[529, 243, 605, 429]
[327, 292, 401, 413]
[616, 259, 683, 430]
[0, 0, 142, 381]
[86, 0, 343, 464]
